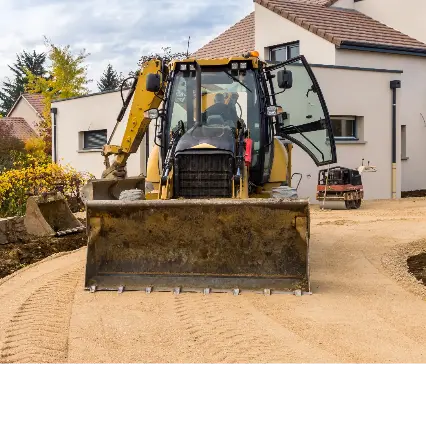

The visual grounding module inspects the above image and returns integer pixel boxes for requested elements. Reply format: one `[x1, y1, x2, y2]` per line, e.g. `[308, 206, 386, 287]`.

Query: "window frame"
[268, 41, 300, 63]
[330, 116, 358, 142]
[81, 129, 108, 151]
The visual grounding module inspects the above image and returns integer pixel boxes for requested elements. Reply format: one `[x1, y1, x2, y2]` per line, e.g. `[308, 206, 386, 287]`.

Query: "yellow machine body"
[83, 52, 337, 294]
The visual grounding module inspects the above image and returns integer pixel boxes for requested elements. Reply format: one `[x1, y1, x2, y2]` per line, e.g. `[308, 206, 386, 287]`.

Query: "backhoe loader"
[82, 52, 337, 295]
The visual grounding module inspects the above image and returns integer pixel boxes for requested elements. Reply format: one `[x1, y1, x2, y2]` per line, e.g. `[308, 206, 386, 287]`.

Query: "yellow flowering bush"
[0, 161, 94, 217]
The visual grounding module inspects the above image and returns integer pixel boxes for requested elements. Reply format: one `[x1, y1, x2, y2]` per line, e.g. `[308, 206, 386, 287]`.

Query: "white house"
[194, 0, 426, 201]
[52, 0, 426, 202]
[51, 89, 151, 178]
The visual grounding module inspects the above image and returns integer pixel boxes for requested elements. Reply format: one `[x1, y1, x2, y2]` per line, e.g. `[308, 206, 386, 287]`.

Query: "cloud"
[0, 0, 254, 91]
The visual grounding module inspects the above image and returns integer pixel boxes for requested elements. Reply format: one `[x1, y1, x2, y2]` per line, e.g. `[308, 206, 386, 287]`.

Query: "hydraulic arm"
[101, 59, 165, 179]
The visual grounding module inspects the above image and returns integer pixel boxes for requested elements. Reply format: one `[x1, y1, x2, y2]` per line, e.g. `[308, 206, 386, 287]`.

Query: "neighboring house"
[194, 0, 426, 201]
[0, 93, 44, 141]
[51, 89, 149, 178]
[0, 117, 37, 140]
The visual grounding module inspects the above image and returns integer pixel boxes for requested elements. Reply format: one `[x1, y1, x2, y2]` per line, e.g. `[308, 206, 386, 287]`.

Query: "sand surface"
[1, 198, 426, 363]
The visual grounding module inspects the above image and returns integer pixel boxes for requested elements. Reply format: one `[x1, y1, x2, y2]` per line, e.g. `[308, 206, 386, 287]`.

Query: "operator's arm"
[102, 59, 165, 179]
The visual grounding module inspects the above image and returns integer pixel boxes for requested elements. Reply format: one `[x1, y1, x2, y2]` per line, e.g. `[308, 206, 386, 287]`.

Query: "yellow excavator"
[82, 51, 336, 295]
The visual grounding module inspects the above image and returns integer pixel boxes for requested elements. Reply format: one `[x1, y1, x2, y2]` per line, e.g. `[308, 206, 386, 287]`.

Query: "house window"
[330, 116, 357, 140]
[401, 125, 408, 159]
[269, 42, 300, 62]
[83, 129, 107, 150]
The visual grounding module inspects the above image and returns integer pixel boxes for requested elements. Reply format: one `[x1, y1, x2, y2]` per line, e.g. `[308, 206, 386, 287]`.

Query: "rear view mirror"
[146, 73, 161, 92]
[277, 69, 293, 89]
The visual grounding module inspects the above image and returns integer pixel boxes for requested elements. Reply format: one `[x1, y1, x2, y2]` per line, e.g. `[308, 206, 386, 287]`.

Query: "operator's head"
[214, 93, 225, 104]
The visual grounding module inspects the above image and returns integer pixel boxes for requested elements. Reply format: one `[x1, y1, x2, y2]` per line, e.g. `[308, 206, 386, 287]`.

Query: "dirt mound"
[402, 189, 426, 198]
[407, 252, 426, 285]
[0, 231, 87, 279]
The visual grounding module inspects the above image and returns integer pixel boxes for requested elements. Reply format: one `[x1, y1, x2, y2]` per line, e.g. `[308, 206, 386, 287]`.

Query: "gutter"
[51, 107, 58, 163]
[339, 41, 426, 57]
[390, 80, 401, 200]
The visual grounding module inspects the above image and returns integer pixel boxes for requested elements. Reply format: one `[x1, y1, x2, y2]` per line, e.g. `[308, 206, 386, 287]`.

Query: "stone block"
[0, 216, 30, 245]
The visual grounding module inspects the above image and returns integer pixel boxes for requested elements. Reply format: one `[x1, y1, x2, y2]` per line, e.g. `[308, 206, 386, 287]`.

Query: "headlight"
[240, 62, 248, 70]
[266, 106, 284, 117]
[231, 62, 239, 70]
[180, 64, 187, 71]
[144, 108, 159, 119]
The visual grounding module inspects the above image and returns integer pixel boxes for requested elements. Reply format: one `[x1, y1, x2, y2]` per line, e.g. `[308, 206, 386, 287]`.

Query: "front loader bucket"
[24, 193, 85, 237]
[85, 198, 310, 294]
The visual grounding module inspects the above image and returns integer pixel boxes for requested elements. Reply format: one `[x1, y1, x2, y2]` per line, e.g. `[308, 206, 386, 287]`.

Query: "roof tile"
[194, 0, 426, 60]
[22, 93, 45, 115]
[0, 117, 37, 141]
[193, 12, 255, 59]
[256, 0, 426, 50]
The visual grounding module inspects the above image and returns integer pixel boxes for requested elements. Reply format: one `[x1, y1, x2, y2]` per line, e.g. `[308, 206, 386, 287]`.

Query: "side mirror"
[146, 73, 161, 92]
[277, 69, 293, 89]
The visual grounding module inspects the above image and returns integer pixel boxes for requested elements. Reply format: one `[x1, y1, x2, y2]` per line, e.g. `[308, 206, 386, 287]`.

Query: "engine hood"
[175, 124, 236, 155]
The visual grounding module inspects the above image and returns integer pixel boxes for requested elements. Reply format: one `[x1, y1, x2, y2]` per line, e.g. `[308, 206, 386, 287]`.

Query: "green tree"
[97, 63, 121, 92]
[138, 46, 190, 68]
[25, 38, 91, 154]
[0, 50, 47, 116]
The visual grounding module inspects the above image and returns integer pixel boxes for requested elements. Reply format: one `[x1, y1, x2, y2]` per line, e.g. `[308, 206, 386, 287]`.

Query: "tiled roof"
[283, 0, 338, 4]
[22, 93, 45, 115]
[0, 117, 37, 141]
[193, 12, 255, 59]
[194, 0, 426, 60]
[255, 0, 426, 51]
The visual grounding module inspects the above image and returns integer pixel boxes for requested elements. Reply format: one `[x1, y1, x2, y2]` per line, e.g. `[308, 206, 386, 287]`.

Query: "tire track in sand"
[173, 293, 338, 363]
[0, 266, 84, 364]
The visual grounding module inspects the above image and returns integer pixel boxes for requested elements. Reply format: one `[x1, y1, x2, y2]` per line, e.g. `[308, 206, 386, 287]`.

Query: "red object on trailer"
[316, 166, 364, 209]
[244, 138, 253, 166]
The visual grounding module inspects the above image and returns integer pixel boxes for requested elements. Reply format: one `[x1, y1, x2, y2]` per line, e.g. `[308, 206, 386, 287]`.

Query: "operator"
[202, 92, 239, 126]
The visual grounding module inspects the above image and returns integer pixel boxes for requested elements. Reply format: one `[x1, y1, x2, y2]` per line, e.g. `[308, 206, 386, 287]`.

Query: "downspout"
[390, 80, 401, 199]
[50, 107, 58, 163]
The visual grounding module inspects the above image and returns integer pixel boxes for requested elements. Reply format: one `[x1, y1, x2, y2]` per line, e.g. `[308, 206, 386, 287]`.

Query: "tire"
[354, 199, 362, 209]
[119, 189, 145, 201]
[345, 200, 354, 209]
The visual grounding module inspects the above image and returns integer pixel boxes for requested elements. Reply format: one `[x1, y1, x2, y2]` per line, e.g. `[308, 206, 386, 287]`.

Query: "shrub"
[0, 162, 94, 217]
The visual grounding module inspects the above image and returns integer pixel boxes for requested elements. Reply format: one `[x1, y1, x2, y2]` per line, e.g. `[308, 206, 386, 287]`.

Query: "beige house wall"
[355, 0, 426, 44]
[290, 65, 400, 202]
[336, 50, 426, 192]
[53, 90, 151, 179]
[254, 3, 336, 64]
[8, 99, 41, 133]
[333, 0, 354, 9]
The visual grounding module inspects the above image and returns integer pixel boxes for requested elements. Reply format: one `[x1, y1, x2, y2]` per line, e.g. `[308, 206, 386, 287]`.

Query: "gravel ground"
[1, 198, 426, 363]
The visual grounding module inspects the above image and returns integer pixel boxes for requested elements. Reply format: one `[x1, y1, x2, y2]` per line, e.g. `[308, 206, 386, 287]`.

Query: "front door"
[264, 55, 337, 166]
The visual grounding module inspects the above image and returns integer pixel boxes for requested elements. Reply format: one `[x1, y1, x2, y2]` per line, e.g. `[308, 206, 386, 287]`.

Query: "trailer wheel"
[354, 199, 361, 209]
[119, 189, 145, 201]
[345, 200, 354, 209]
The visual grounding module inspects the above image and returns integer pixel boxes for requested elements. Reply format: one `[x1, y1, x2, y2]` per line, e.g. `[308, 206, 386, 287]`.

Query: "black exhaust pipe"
[195, 62, 202, 126]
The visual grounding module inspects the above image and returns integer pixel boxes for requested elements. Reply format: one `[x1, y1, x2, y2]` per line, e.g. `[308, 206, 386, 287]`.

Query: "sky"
[0, 0, 254, 92]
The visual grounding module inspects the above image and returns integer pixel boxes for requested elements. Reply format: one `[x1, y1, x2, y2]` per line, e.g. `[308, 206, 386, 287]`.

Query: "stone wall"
[0, 217, 29, 245]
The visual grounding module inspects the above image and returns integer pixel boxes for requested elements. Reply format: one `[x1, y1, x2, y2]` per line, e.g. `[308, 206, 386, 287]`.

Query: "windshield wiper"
[223, 71, 252, 92]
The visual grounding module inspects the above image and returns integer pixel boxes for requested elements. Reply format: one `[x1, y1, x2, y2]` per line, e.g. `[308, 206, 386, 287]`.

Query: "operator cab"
[144, 53, 336, 197]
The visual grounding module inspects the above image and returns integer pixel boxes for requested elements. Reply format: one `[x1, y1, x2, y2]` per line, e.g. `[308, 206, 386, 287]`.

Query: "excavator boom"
[101, 59, 165, 179]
